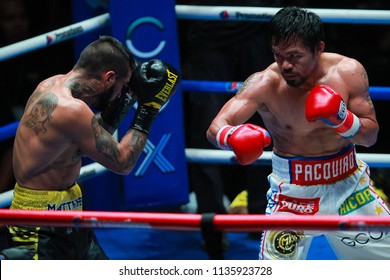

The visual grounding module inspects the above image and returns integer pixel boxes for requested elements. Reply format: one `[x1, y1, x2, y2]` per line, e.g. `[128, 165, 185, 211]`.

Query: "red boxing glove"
[216, 124, 271, 165]
[305, 85, 361, 138]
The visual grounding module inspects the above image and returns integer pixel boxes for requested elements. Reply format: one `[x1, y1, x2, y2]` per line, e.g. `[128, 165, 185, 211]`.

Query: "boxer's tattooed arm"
[91, 115, 120, 163]
[23, 93, 58, 135]
[235, 73, 258, 96]
[91, 116, 147, 169]
[121, 129, 148, 169]
[361, 69, 376, 114]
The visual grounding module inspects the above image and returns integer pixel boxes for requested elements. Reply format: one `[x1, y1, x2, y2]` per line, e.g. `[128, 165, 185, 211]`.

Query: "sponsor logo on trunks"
[266, 230, 304, 260]
[265, 189, 278, 215]
[341, 231, 389, 248]
[47, 197, 83, 211]
[290, 146, 357, 185]
[338, 186, 374, 215]
[277, 194, 320, 215]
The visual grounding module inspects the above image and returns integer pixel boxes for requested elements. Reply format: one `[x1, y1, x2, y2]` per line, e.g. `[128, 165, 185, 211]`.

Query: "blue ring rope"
[181, 80, 390, 100]
[1, 82, 389, 142]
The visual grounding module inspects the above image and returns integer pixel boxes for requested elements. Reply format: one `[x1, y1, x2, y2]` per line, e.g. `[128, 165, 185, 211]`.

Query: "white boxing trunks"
[259, 144, 390, 260]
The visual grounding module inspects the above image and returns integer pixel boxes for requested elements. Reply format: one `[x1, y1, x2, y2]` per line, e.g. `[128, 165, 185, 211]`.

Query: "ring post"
[109, 0, 189, 210]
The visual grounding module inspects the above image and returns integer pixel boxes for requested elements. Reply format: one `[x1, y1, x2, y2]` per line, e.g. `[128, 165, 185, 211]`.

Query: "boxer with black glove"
[100, 85, 137, 133]
[129, 59, 180, 134]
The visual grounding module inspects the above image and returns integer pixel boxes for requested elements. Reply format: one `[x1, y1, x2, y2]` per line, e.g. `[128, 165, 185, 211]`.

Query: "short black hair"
[269, 6, 325, 52]
[74, 35, 136, 79]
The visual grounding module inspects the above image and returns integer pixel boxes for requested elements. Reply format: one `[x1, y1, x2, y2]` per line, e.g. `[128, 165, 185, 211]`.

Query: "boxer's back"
[13, 75, 84, 190]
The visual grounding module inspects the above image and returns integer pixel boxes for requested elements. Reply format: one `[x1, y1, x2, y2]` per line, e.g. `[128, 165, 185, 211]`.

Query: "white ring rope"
[176, 5, 390, 24]
[1, 6, 390, 62]
[1, 149, 389, 208]
[0, 13, 110, 62]
[185, 149, 390, 168]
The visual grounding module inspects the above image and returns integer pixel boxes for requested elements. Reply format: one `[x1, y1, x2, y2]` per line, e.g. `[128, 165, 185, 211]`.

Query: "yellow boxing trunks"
[11, 183, 83, 211]
[8, 183, 108, 260]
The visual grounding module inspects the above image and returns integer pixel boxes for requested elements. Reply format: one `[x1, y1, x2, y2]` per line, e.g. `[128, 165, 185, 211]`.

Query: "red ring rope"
[1, 209, 390, 231]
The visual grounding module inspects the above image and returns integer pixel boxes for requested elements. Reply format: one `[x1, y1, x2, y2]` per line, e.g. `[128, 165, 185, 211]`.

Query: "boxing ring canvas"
[94, 228, 337, 260]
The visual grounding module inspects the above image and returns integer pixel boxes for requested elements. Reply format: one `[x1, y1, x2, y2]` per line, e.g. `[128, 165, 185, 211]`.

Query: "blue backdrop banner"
[110, 0, 189, 210]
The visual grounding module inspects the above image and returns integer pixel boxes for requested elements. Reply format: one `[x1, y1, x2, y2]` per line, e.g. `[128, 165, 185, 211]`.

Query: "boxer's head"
[73, 36, 136, 110]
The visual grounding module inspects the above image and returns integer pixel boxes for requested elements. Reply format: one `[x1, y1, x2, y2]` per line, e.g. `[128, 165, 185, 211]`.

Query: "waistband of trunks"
[272, 144, 357, 186]
[11, 183, 83, 211]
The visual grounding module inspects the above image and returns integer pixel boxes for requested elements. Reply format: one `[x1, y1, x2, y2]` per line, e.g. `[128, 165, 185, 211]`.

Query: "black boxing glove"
[129, 59, 180, 134]
[101, 85, 137, 129]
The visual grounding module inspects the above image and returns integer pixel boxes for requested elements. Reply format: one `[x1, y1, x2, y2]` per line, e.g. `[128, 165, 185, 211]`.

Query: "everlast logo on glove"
[131, 59, 180, 110]
[155, 69, 178, 104]
[130, 59, 180, 134]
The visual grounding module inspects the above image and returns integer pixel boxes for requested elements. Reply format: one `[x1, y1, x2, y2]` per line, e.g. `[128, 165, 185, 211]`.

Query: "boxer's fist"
[129, 59, 180, 134]
[101, 85, 136, 129]
[305, 85, 360, 138]
[130, 59, 179, 110]
[216, 124, 271, 165]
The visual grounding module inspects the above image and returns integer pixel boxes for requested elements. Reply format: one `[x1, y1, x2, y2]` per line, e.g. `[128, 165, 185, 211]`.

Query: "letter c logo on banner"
[126, 17, 166, 59]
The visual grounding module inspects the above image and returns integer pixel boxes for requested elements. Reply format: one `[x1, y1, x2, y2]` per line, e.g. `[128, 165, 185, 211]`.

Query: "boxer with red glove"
[305, 85, 361, 138]
[216, 124, 271, 165]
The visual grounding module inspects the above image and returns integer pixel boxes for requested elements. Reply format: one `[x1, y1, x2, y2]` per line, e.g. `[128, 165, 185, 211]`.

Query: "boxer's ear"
[104, 71, 116, 86]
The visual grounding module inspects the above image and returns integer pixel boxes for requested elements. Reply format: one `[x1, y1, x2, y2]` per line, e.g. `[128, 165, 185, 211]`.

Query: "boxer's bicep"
[61, 104, 119, 168]
[88, 116, 119, 164]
